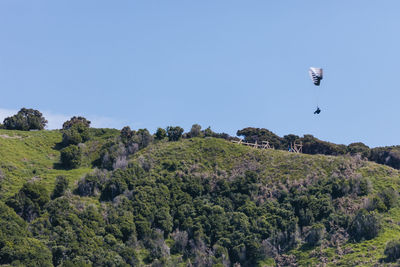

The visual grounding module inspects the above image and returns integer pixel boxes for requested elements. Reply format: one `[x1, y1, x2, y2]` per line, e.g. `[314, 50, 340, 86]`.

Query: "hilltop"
[0, 128, 400, 266]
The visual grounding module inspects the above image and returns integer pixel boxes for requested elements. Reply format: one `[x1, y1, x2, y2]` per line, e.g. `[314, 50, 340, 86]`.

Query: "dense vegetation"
[2, 108, 47, 131]
[1, 110, 400, 266]
[237, 127, 400, 171]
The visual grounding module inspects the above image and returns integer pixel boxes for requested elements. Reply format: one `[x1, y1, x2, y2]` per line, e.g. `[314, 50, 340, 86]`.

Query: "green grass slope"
[0, 129, 117, 200]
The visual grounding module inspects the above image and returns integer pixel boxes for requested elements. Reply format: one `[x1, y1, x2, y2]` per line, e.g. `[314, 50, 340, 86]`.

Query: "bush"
[62, 116, 91, 130]
[369, 146, 400, 170]
[155, 127, 167, 140]
[120, 126, 133, 143]
[134, 128, 153, 149]
[75, 170, 107, 196]
[348, 209, 380, 242]
[189, 124, 202, 138]
[166, 126, 184, 141]
[237, 127, 283, 148]
[347, 142, 370, 158]
[119, 127, 152, 149]
[60, 145, 82, 169]
[301, 135, 347, 156]
[379, 188, 398, 211]
[51, 176, 69, 199]
[305, 224, 325, 246]
[3, 108, 47, 130]
[384, 240, 400, 262]
[61, 120, 90, 146]
[6, 182, 50, 222]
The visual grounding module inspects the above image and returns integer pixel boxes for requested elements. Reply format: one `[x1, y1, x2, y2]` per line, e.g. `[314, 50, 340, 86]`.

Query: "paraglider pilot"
[314, 107, 321, 114]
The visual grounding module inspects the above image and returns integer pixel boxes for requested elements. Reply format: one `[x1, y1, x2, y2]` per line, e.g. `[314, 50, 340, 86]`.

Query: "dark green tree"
[6, 182, 50, 222]
[348, 209, 380, 242]
[3, 108, 47, 130]
[155, 127, 167, 140]
[120, 126, 133, 143]
[166, 126, 184, 141]
[384, 240, 400, 262]
[62, 119, 90, 146]
[51, 176, 69, 199]
[305, 224, 325, 246]
[62, 116, 91, 130]
[237, 127, 283, 148]
[60, 145, 82, 169]
[347, 142, 371, 158]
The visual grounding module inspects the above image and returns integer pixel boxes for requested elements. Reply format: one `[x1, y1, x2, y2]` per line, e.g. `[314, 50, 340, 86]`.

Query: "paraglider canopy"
[309, 67, 323, 86]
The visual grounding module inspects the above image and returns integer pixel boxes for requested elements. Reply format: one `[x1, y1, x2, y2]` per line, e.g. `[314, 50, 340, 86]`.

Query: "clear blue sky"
[0, 1, 399, 147]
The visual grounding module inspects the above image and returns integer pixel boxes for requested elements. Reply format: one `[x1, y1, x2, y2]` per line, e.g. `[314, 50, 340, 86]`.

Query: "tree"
[384, 240, 400, 262]
[61, 117, 90, 146]
[189, 124, 202, 138]
[51, 176, 69, 199]
[347, 142, 370, 158]
[155, 128, 167, 140]
[369, 146, 400, 170]
[305, 224, 325, 246]
[120, 126, 133, 143]
[348, 209, 380, 242]
[237, 127, 283, 149]
[3, 108, 47, 130]
[166, 126, 184, 141]
[60, 145, 82, 169]
[62, 116, 91, 130]
[6, 182, 50, 222]
[300, 135, 347, 156]
[135, 129, 153, 149]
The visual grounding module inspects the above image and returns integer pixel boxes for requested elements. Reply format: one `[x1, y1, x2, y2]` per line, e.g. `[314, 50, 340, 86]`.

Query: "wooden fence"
[231, 140, 303, 153]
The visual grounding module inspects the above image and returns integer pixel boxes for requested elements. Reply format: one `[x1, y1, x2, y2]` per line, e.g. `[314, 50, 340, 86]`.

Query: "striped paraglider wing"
[309, 67, 323, 86]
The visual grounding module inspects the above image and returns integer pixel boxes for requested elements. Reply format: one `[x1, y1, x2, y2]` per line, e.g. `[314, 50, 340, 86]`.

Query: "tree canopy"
[3, 108, 47, 130]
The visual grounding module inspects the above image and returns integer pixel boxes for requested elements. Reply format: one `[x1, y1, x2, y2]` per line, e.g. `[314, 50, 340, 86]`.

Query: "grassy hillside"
[0, 129, 118, 199]
[1, 130, 400, 266]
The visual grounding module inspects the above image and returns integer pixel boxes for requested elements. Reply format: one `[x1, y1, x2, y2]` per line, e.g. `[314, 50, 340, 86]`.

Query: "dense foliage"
[3, 108, 47, 131]
[61, 116, 91, 146]
[60, 145, 82, 169]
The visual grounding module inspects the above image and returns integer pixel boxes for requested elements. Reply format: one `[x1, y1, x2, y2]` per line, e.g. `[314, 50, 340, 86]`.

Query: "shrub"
[6, 182, 50, 222]
[369, 146, 400, 170]
[384, 240, 400, 262]
[60, 145, 82, 169]
[62, 121, 90, 146]
[3, 108, 47, 130]
[305, 224, 325, 246]
[166, 126, 184, 141]
[379, 188, 398, 211]
[62, 116, 91, 130]
[134, 128, 153, 149]
[155, 127, 167, 140]
[75, 170, 107, 196]
[347, 142, 370, 158]
[348, 209, 380, 242]
[301, 135, 347, 156]
[120, 126, 133, 143]
[189, 124, 202, 138]
[51, 176, 69, 199]
[236, 127, 283, 148]
[367, 196, 387, 212]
